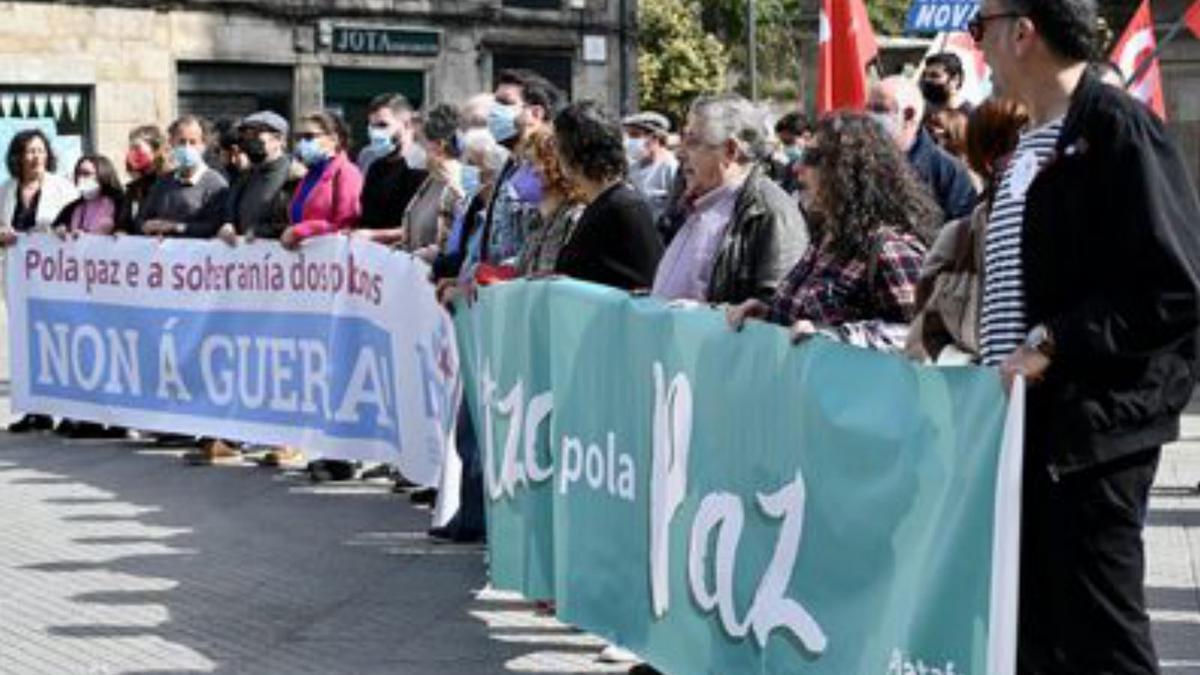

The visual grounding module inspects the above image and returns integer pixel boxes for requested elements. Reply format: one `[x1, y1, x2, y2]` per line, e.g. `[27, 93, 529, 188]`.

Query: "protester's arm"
[1045, 118, 1200, 362]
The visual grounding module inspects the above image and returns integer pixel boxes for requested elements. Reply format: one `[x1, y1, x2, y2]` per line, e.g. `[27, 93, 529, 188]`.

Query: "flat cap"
[621, 111, 671, 136]
[238, 111, 289, 136]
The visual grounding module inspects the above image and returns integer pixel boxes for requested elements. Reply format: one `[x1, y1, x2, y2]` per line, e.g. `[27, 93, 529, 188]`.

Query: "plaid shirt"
[767, 227, 927, 350]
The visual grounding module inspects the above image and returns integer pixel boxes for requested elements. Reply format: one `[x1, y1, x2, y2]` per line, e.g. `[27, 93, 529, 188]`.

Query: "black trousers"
[1018, 447, 1161, 674]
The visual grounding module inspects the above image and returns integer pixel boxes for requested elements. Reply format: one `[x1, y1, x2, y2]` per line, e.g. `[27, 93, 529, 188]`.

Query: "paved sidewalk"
[0, 419, 619, 674]
[0, 400, 1196, 673]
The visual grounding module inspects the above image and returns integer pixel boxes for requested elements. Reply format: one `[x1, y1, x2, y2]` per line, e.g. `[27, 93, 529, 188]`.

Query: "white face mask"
[77, 178, 100, 200]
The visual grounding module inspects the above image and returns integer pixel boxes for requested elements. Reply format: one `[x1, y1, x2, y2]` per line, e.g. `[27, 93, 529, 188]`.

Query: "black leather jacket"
[707, 165, 810, 305]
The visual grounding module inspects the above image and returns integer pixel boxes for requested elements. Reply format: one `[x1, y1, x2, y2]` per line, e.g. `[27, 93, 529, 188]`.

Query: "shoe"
[9, 414, 53, 433]
[307, 459, 359, 482]
[428, 525, 485, 544]
[155, 433, 197, 447]
[103, 426, 129, 440]
[183, 439, 243, 466]
[598, 645, 641, 664]
[628, 665, 662, 675]
[410, 487, 439, 506]
[258, 446, 304, 468]
[68, 422, 111, 439]
[54, 419, 79, 436]
[360, 464, 397, 481]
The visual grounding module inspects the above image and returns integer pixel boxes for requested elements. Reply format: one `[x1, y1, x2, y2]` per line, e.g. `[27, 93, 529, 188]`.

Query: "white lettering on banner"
[334, 347, 395, 428]
[687, 471, 828, 655]
[913, 2, 975, 30]
[157, 319, 192, 401]
[650, 362, 692, 618]
[479, 361, 633, 502]
[28, 317, 396, 426]
[887, 648, 958, 675]
[643, 364, 826, 654]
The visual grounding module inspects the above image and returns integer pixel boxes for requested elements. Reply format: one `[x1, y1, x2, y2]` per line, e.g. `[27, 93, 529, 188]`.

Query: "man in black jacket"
[976, 0, 1200, 672]
[219, 111, 295, 242]
[355, 93, 427, 244]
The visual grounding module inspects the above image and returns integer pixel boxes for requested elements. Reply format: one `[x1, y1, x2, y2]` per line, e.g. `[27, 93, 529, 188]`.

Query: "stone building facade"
[0, 0, 636, 180]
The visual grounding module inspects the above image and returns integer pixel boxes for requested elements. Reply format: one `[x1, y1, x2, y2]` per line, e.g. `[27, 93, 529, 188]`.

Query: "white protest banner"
[5, 234, 458, 485]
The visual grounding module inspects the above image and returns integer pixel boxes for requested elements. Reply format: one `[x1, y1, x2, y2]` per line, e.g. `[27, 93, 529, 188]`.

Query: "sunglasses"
[967, 11, 1023, 42]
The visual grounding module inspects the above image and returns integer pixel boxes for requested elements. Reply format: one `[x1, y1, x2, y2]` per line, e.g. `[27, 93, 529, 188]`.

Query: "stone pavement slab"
[0, 429, 619, 675]
[0, 405, 1196, 674]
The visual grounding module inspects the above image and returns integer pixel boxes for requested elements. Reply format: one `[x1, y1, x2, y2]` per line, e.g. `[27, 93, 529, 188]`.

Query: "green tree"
[866, 0, 911, 35]
[638, 0, 730, 125]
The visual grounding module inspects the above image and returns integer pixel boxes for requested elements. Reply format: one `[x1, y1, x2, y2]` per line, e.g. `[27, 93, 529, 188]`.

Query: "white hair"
[687, 93, 774, 163]
[882, 75, 926, 122]
[463, 127, 509, 174]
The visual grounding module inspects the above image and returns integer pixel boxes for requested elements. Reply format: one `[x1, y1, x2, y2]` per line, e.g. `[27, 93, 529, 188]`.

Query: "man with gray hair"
[652, 93, 808, 304]
[867, 76, 976, 221]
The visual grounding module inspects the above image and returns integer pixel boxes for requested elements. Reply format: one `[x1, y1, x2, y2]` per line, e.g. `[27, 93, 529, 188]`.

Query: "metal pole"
[748, 0, 758, 101]
[1126, 12, 1189, 89]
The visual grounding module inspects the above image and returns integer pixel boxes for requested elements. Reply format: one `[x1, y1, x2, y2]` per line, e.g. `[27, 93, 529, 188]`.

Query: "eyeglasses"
[967, 11, 1023, 42]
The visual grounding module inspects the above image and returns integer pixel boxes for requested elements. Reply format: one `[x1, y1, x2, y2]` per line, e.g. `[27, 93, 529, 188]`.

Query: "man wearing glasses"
[973, 0, 1200, 672]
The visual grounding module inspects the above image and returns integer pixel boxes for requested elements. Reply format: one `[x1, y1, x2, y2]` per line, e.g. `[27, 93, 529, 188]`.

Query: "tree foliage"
[638, 0, 730, 125]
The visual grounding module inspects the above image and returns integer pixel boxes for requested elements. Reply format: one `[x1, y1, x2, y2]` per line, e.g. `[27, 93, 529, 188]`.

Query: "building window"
[177, 62, 293, 127]
[323, 68, 425, 155]
[0, 85, 93, 183]
[492, 52, 573, 101]
[503, 0, 562, 8]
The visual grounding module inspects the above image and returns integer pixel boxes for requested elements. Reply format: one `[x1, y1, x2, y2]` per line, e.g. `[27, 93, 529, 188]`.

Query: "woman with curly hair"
[727, 112, 941, 351]
[552, 101, 663, 290]
[514, 126, 586, 275]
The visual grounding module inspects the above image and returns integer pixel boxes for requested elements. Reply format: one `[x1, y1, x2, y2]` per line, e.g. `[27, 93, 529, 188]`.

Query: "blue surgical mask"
[625, 136, 647, 163]
[368, 126, 395, 154]
[172, 144, 204, 171]
[460, 164, 482, 196]
[296, 138, 329, 166]
[488, 103, 520, 143]
[510, 164, 544, 204]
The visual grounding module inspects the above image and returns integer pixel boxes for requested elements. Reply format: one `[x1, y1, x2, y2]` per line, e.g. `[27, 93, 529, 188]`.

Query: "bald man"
[867, 76, 976, 221]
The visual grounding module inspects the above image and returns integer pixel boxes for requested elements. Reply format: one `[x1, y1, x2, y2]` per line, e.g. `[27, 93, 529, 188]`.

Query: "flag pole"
[1126, 11, 1190, 88]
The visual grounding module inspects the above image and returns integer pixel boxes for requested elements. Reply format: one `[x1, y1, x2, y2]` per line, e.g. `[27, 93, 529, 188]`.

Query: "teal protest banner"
[455, 279, 1023, 675]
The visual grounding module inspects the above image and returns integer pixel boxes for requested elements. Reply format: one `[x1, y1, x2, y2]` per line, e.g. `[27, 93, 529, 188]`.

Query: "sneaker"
[54, 419, 79, 436]
[307, 459, 359, 482]
[410, 487, 439, 506]
[428, 525, 485, 544]
[9, 414, 54, 434]
[258, 446, 304, 468]
[360, 464, 397, 481]
[598, 645, 641, 664]
[183, 439, 243, 466]
[155, 433, 197, 447]
[68, 422, 112, 439]
[628, 665, 662, 675]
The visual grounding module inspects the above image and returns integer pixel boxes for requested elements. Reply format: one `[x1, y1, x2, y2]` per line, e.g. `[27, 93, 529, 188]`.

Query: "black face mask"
[920, 80, 951, 106]
[242, 137, 269, 165]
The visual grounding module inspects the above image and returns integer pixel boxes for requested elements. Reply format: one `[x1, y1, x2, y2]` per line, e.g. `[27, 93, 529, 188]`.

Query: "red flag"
[1110, 0, 1166, 119]
[1185, 0, 1200, 38]
[817, 0, 879, 114]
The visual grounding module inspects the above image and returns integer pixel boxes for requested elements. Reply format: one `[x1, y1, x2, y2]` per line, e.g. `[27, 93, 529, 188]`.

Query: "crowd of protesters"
[3, 0, 1200, 670]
